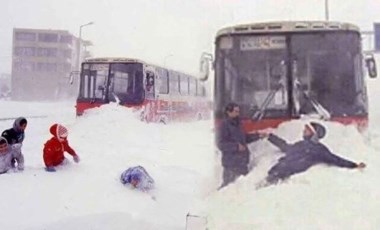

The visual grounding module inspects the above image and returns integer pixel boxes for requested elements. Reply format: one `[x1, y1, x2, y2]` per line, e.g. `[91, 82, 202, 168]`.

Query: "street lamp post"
[76, 21, 94, 71]
[325, 0, 329, 21]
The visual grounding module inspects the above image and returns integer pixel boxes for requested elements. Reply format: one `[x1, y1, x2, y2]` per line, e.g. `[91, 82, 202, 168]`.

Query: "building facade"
[11, 28, 83, 100]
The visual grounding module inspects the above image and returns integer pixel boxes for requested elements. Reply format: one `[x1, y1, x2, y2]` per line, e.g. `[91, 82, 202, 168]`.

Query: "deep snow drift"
[0, 102, 214, 230]
[0, 77, 380, 230]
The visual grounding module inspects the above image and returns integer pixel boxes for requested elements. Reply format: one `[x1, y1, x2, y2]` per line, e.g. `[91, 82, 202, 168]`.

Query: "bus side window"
[158, 70, 169, 94]
[146, 72, 155, 99]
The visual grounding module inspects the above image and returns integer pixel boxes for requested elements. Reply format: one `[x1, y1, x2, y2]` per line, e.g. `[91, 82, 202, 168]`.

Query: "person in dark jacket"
[262, 122, 365, 186]
[1, 117, 27, 145]
[217, 102, 262, 188]
[1, 117, 27, 168]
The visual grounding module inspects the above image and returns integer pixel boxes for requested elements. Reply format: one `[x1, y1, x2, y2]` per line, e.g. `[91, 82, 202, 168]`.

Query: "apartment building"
[11, 28, 82, 100]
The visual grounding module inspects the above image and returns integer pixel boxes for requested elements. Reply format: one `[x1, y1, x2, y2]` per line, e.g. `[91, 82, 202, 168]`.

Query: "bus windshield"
[79, 62, 144, 104]
[291, 32, 367, 117]
[214, 31, 367, 119]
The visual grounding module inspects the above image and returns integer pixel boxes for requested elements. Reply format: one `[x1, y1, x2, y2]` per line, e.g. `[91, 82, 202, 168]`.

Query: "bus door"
[80, 68, 109, 103]
[145, 71, 156, 100]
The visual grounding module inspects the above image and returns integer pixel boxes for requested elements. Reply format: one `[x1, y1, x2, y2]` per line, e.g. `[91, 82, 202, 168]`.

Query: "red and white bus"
[76, 57, 210, 123]
[200, 21, 377, 132]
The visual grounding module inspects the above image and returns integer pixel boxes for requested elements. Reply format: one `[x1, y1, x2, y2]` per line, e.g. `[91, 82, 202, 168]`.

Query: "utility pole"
[325, 0, 329, 21]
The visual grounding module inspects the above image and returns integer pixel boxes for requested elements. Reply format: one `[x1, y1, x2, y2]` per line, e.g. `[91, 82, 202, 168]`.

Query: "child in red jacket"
[43, 124, 80, 172]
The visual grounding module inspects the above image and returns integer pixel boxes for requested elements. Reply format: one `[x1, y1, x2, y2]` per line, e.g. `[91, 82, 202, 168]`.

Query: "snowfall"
[1, 79, 380, 230]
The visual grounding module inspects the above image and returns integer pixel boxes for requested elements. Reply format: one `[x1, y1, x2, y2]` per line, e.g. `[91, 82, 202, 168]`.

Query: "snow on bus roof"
[85, 57, 147, 64]
[84, 57, 199, 78]
[216, 21, 360, 38]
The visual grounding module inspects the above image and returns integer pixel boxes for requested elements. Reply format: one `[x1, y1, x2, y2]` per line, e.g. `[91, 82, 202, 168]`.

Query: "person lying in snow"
[43, 124, 80, 172]
[120, 166, 155, 192]
[260, 122, 365, 186]
[0, 137, 24, 174]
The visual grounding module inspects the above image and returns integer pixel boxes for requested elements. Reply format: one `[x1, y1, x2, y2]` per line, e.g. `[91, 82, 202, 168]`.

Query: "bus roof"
[216, 21, 360, 38]
[84, 57, 199, 78]
[84, 57, 147, 64]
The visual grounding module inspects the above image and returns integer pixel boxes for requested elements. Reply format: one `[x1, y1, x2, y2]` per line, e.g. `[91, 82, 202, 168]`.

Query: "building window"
[15, 32, 36, 41]
[60, 35, 73, 43]
[59, 49, 72, 58]
[14, 47, 35, 56]
[14, 62, 34, 71]
[36, 63, 57, 72]
[38, 33, 58, 43]
[64, 64, 72, 72]
[37, 48, 57, 57]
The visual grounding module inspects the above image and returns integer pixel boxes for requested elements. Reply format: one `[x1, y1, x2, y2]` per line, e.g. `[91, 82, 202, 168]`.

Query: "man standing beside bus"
[217, 102, 262, 189]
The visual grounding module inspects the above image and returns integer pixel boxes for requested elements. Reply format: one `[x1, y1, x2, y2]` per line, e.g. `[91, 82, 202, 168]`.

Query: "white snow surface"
[1, 78, 380, 230]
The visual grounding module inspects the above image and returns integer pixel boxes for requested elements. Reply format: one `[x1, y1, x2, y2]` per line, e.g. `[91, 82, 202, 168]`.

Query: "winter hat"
[57, 125, 68, 138]
[0, 137, 8, 152]
[49, 124, 68, 139]
[0, 136, 8, 145]
[13, 117, 27, 132]
[309, 122, 326, 139]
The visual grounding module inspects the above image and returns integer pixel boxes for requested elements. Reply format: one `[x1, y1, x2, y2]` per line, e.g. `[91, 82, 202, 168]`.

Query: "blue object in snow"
[120, 166, 154, 191]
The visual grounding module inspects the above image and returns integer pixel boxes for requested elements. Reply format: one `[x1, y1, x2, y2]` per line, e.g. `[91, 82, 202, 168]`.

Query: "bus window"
[110, 63, 144, 104]
[180, 75, 189, 95]
[80, 65, 108, 101]
[169, 71, 179, 95]
[196, 81, 206, 97]
[158, 70, 169, 94]
[145, 71, 155, 99]
[189, 78, 197, 96]
[291, 33, 365, 116]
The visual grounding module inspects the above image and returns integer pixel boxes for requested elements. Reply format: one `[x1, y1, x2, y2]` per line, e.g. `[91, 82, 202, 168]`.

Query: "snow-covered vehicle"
[75, 57, 210, 123]
[200, 21, 377, 132]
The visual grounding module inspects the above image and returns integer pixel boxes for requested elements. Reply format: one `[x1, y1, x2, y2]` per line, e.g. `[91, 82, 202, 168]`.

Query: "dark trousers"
[219, 166, 249, 189]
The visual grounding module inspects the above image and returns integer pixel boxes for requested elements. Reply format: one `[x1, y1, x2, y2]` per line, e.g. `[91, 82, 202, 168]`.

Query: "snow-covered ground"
[0, 101, 215, 230]
[1, 77, 380, 230]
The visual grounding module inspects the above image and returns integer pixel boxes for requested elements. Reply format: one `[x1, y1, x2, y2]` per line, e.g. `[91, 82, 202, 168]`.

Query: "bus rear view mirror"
[199, 52, 213, 81]
[69, 71, 80, 84]
[365, 56, 377, 78]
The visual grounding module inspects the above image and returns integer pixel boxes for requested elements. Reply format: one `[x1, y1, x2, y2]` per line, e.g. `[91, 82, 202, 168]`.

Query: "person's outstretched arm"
[267, 133, 291, 152]
[320, 145, 361, 168]
[246, 133, 261, 144]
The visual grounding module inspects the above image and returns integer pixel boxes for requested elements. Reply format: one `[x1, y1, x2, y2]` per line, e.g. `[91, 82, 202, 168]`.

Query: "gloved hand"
[45, 166, 56, 172]
[73, 155, 80, 163]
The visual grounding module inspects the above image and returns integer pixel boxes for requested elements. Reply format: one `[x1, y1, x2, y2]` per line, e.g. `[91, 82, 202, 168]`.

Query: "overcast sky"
[1, 0, 380, 75]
